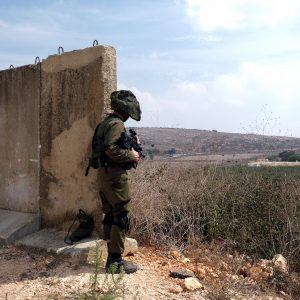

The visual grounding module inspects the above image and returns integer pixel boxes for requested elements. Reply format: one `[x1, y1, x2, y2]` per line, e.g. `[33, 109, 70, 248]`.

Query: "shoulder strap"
[64, 214, 78, 245]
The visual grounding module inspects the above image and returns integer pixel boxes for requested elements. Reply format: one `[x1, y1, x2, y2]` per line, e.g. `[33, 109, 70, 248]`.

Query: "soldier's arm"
[104, 121, 136, 164]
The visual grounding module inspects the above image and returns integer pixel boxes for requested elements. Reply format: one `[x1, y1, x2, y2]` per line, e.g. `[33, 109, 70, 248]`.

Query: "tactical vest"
[85, 114, 132, 176]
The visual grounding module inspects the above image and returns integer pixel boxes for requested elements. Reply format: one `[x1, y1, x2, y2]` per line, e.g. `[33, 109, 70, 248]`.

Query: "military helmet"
[110, 90, 141, 121]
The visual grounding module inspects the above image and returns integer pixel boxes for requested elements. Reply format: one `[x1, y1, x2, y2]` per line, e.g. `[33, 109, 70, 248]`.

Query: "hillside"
[134, 127, 300, 156]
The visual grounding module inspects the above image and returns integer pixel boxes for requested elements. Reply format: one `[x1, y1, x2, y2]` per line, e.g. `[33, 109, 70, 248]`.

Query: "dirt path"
[0, 245, 288, 299]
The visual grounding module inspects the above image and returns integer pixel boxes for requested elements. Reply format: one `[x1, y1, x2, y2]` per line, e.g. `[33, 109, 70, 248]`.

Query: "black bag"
[64, 209, 94, 245]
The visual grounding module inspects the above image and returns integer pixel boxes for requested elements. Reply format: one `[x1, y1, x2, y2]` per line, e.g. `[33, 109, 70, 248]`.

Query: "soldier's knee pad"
[113, 212, 130, 232]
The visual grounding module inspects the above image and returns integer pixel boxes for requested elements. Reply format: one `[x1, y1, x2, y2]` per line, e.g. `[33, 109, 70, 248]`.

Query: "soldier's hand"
[131, 149, 140, 162]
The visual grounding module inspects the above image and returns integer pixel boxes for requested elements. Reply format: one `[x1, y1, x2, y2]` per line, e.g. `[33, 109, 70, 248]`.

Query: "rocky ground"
[0, 242, 299, 300]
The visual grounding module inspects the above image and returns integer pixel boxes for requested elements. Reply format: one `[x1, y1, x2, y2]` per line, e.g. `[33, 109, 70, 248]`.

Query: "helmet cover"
[110, 90, 141, 121]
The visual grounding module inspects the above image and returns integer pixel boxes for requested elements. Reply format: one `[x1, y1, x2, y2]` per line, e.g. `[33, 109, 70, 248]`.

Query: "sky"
[1, 0, 300, 137]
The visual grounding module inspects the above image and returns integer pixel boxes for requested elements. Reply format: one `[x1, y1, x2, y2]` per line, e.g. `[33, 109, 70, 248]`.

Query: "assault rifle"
[118, 129, 145, 162]
[85, 128, 144, 175]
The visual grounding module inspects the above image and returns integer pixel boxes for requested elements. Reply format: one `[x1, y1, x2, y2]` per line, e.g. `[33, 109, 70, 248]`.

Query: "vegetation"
[78, 244, 127, 300]
[279, 151, 300, 162]
[268, 150, 300, 162]
[130, 162, 300, 272]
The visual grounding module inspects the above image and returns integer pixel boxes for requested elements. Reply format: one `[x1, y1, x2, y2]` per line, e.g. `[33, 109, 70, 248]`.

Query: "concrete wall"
[0, 45, 117, 228]
[0, 65, 40, 214]
[40, 46, 116, 226]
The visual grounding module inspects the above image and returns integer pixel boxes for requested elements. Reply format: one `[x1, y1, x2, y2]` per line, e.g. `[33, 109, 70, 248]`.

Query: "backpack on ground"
[64, 209, 94, 245]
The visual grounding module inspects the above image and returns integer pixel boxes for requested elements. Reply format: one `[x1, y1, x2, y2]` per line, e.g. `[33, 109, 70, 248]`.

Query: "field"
[129, 160, 300, 273]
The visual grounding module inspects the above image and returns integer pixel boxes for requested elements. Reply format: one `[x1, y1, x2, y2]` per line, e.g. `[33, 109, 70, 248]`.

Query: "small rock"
[170, 250, 181, 259]
[181, 257, 191, 264]
[279, 290, 289, 298]
[184, 277, 203, 291]
[272, 254, 288, 273]
[170, 269, 195, 279]
[169, 285, 183, 294]
[231, 275, 239, 281]
[124, 237, 139, 256]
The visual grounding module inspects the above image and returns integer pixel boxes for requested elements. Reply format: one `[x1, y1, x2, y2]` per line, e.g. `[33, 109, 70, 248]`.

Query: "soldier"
[95, 90, 141, 274]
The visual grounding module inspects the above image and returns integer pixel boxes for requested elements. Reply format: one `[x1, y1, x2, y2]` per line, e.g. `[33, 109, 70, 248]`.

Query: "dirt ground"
[0, 244, 289, 300]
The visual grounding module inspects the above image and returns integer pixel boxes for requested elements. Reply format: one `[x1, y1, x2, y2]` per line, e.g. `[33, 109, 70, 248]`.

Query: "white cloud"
[185, 0, 300, 31]
[212, 61, 300, 107]
[122, 59, 300, 136]
[118, 84, 164, 127]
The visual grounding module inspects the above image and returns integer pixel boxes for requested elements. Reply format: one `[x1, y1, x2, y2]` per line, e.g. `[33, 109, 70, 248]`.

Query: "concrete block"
[15, 228, 138, 265]
[0, 209, 40, 245]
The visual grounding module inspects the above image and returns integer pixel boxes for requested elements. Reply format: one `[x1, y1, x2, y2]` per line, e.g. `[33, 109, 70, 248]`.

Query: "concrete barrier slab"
[0, 209, 40, 245]
[15, 228, 138, 265]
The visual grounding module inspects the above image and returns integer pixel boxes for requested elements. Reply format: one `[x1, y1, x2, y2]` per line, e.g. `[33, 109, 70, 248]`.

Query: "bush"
[278, 151, 300, 162]
[129, 162, 300, 272]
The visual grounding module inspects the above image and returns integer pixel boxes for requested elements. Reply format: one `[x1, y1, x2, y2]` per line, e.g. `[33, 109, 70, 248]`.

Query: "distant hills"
[133, 127, 300, 156]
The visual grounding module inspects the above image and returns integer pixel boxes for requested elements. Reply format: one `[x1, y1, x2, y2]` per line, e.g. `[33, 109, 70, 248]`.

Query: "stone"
[170, 269, 195, 279]
[180, 257, 191, 264]
[272, 254, 288, 273]
[124, 237, 139, 256]
[169, 285, 183, 294]
[170, 250, 181, 259]
[279, 290, 289, 298]
[183, 277, 203, 291]
[15, 228, 138, 265]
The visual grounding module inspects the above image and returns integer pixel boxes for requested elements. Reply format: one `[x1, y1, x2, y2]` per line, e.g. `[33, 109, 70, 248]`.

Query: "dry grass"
[129, 161, 300, 272]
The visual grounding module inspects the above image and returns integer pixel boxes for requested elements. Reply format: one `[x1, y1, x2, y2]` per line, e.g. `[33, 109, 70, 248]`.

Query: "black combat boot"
[105, 252, 138, 274]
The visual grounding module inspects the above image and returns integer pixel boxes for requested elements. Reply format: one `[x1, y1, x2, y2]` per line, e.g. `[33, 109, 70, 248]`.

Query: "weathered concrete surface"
[16, 228, 138, 264]
[40, 45, 116, 227]
[0, 65, 40, 213]
[0, 45, 116, 234]
[0, 209, 40, 245]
